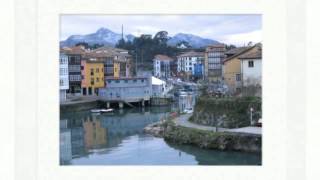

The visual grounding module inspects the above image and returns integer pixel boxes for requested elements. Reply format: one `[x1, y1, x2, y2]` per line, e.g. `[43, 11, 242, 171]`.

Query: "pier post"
[141, 100, 145, 107]
[119, 102, 124, 109]
[106, 102, 110, 108]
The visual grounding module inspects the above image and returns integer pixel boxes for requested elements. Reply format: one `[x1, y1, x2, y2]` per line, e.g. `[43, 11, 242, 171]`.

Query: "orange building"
[81, 59, 105, 95]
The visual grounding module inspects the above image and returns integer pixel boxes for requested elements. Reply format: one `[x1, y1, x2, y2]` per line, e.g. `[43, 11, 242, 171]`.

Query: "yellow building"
[223, 45, 260, 93]
[81, 59, 105, 95]
[85, 47, 132, 79]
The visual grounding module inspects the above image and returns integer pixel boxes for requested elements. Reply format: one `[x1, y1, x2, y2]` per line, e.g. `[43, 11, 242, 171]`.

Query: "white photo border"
[13, 0, 307, 179]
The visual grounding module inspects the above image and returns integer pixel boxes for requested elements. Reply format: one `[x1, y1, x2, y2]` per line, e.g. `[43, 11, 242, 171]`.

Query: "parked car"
[184, 108, 193, 114]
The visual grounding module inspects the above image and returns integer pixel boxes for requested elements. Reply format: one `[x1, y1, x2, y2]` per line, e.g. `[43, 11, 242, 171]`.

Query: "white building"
[239, 44, 262, 86]
[151, 76, 167, 97]
[153, 54, 174, 79]
[177, 51, 204, 76]
[60, 53, 69, 101]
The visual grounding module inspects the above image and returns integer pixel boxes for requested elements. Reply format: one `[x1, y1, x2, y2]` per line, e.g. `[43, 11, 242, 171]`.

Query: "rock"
[144, 122, 165, 137]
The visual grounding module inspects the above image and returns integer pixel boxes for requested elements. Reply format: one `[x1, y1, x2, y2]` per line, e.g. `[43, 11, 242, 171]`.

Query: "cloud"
[217, 30, 262, 46]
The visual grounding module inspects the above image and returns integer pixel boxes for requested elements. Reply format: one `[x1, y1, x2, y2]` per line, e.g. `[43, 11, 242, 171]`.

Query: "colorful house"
[81, 59, 105, 96]
[177, 51, 205, 79]
[86, 46, 132, 80]
[223, 44, 261, 93]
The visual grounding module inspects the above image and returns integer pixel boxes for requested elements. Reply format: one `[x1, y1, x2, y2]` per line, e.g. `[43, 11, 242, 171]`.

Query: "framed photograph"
[11, 0, 310, 179]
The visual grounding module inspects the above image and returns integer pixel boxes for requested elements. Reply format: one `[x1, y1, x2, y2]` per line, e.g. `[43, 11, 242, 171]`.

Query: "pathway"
[174, 113, 261, 135]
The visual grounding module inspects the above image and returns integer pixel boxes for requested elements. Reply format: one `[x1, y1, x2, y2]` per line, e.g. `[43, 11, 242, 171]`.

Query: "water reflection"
[60, 105, 261, 165]
[60, 106, 171, 165]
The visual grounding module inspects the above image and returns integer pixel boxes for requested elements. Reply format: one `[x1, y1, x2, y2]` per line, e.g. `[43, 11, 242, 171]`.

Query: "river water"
[60, 105, 261, 165]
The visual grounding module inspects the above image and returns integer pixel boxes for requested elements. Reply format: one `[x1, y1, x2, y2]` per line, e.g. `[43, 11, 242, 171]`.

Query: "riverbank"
[144, 115, 261, 153]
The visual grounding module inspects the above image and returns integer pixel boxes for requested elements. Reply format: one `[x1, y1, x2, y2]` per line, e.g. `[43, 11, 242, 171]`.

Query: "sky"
[60, 15, 262, 46]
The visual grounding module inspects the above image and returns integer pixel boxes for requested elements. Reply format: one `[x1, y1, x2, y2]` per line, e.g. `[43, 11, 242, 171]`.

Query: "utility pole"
[121, 24, 124, 40]
[135, 49, 138, 76]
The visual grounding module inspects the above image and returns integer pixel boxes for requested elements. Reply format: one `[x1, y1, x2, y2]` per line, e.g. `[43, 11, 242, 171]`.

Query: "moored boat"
[100, 108, 114, 113]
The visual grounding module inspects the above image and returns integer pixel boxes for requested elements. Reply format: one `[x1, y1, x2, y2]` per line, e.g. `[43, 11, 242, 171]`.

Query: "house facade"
[223, 46, 259, 93]
[153, 54, 174, 79]
[61, 46, 87, 95]
[59, 53, 69, 101]
[81, 59, 105, 96]
[177, 51, 205, 79]
[86, 46, 132, 80]
[239, 44, 262, 87]
[205, 44, 226, 83]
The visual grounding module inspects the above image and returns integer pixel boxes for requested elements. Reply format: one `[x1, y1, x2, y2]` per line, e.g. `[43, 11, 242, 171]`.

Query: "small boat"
[100, 108, 114, 113]
[90, 109, 101, 113]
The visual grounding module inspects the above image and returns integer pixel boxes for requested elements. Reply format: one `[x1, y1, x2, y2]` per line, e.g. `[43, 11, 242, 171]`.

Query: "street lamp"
[250, 107, 254, 126]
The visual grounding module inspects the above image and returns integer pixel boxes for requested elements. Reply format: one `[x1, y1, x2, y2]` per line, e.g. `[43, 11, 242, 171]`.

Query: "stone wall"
[163, 123, 261, 153]
[189, 96, 261, 128]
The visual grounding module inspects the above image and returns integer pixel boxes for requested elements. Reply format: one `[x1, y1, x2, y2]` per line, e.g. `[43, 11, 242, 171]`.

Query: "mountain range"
[60, 27, 220, 48]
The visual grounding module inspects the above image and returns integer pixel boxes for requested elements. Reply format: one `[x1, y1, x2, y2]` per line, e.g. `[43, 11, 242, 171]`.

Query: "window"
[96, 77, 99, 82]
[81, 66, 84, 70]
[236, 74, 241, 81]
[115, 80, 120, 83]
[189, 67, 192, 71]
[90, 68, 94, 75]
[91, 78, 94, 85]
[124, 80, 128, 83]
[248, 61, 254, 67]
[96, 68, 99, 73]
[141, 79, 144, 82]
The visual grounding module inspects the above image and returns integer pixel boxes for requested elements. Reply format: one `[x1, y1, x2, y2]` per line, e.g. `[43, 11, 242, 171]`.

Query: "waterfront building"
[177, 51, 204, 79]
[86, 46, 132, 80]
[151, 76, 167, 97]
[153, 54, 174, 79]
[239, 43, 262, 87]
[223, 45, 259, 93]
[81, 59, 105, 96]
[61, 46, 87, 95]
[99, 76, 152, 104]
[59, 53, 69, 101]
[205, 44, 226, 83]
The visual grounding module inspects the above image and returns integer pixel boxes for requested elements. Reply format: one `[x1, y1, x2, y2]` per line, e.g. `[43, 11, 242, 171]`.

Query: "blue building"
[193, 63, 204, 78]
[99, 77, 152, 105]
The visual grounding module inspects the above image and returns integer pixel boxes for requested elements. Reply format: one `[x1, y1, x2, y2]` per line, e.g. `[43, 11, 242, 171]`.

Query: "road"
[174, 113, 262, 135]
